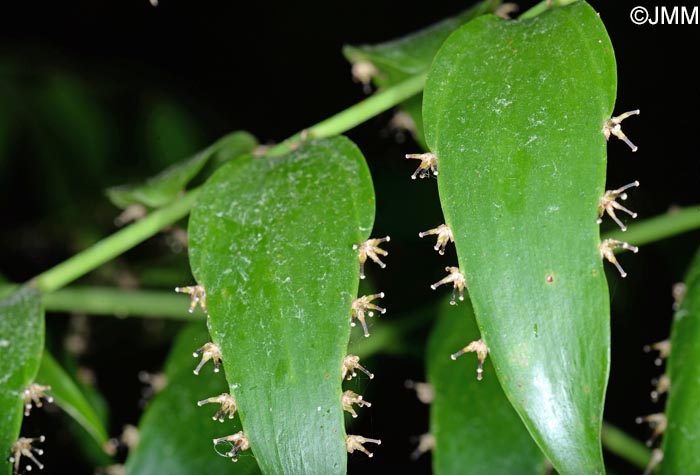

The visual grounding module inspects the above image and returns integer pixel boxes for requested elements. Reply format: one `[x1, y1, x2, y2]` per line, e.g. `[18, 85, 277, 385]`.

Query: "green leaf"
[343, 0, 501, 148]
[37, 74, 112, 187]
[427, 298, 547, 474]
[423, 3, 616, 474]
[35, 351, 109, 450]
[343, 0, 501, 81]
[0, 287, 44, 475]
[107, 131, 257, 209]
[660, 248, 700, 474]
[188, 136, 375, 475]
[143, 99, 204, 170]
[125, 323, 261, 475]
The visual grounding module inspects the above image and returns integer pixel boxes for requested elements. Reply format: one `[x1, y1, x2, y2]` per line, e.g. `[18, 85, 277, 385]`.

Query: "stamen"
[404, 380, 434, 404]
[643, 339, 671, 366]
[451, 339, 489, 381]
[197, 393, 237, 422]
[597, 181, 639, 231]
[419, 224, 454, 255]
[175, 285, 208, 314]
[353, 237, 390, 279]
[341, 355, 374, 381]
[192, 342, 222, 375]
[599, 239, 638, 278]
[342, 390, 372, 419]
[405, 153, 438, 179]
[9, 436, 46, 474]
[23, 384, 53, 417]
[351, 293, 386, 337]
[212, 431, 250, 462]
[410, 433, 435, 460]
[346, 435, 381, 458]
[430, 266, 466, 305]
[603, 109, 640, 151]
[635, 413, 667, 447]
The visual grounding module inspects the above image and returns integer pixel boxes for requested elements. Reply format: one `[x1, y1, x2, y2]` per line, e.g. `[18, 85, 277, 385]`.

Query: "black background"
[1, 0, 698, 474]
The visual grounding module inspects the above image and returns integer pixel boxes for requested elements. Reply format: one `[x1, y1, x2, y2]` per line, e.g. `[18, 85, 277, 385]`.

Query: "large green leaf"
[35, 351, 109, 451]
[188, 136, 375, 474]
[427, 298, 546, 474]
[423, 3, 616, 474]
[343, 0, 502, 148]
[107, 131, 257, 209]
[0, 287, 44, 475]
[660, 249, 700, 474]
[125, 323, 260, 475]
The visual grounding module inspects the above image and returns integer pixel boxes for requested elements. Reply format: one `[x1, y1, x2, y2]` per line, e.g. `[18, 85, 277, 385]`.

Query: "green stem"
[25, 75, 427, 295]
[266, 73, 427, 157]
[603, 206, 700, 251]
[601, 422, 652, 470]
[22, 205, 700, 314]
[36, 286, 196, 320]
[519, 0, 579, 19]
[30, 191, 198, 293]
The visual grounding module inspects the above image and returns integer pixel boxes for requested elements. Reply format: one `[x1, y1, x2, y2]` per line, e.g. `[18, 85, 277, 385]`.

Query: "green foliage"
[107, 131, 257, 209]
[35, 351, 109, 452]
[660, 248, 700, 474]
[427, 298, 546, 474]
[125, 323, 260, 475]
[188, 137, 375, 474]
[343, 0, 502, 148]
[143, 99, 205, 171]
[423, 3, 615, 473]
[4, 2, 700, 475]
[0, 288, 44, 475]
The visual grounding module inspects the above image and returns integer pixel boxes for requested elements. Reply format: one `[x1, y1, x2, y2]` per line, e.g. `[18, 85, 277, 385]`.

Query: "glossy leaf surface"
[0, 287, 44, 475]
[107, 131, 257, 209]
[125, 323, 260, 475]
[423, 3, 616, 473]
[427, 299, 546, 474]
[35, 351, 109, 451]
[660, 249, 700, 474]
[188, 137, 375, 474]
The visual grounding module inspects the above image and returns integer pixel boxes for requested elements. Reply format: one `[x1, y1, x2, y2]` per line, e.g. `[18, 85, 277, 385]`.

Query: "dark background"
[1, 0, 698, 474]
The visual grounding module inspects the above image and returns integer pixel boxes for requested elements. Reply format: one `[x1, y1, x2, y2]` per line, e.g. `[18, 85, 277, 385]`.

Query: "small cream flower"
[603, 109, 640, 151]
[353, 237, 390, 280]
[198, 393, 237, 422]
[451, 339, 489, 381]
[346, 435, 381, 458]
[175, 285, 208, 314]
[193, 342, 222, 375]
[430, 266, 466, 305]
